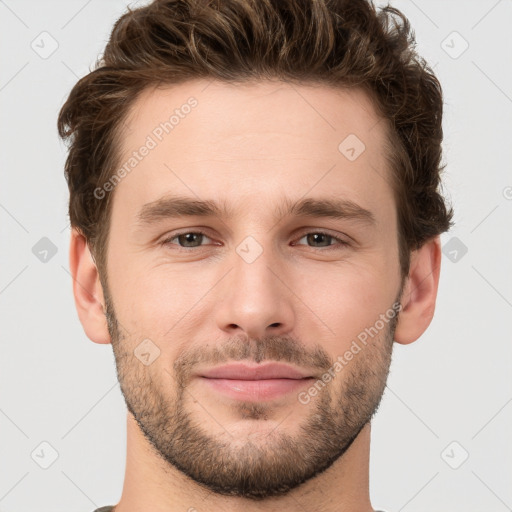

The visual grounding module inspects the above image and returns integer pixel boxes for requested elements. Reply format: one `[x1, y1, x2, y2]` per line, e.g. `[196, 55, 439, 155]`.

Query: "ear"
[394, 236, 442, 345]
[69, 228, 111, 344]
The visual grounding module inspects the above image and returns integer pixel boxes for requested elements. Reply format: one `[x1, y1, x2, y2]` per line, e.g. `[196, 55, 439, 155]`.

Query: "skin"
[70, 79, 442, 512]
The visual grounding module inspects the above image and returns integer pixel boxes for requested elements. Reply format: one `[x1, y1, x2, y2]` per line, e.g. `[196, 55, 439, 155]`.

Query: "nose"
[214, 242, 295, 340]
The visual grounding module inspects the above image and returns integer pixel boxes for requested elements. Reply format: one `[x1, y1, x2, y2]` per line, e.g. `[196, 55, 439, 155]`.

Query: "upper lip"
[199, 362, 313, 380]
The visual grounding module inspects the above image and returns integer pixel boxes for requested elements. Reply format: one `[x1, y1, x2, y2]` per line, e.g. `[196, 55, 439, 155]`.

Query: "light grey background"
[1, 0, 511, 511]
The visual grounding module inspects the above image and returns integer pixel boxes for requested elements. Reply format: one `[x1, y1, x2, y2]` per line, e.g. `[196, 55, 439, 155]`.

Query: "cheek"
[108, 232, 400, 350]
[293, 261, 396, 351]
[110, 259, 214, 337]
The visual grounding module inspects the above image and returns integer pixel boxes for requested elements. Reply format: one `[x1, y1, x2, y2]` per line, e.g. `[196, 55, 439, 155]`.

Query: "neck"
[113, 415, 374, 512]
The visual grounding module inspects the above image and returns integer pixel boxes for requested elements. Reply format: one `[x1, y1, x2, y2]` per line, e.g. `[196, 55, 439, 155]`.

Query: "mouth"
[197, 362, 315, 401]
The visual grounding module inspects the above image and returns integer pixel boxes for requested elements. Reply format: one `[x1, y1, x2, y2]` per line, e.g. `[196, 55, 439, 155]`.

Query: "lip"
[197, 362, 315, 402]
[199, 362, 312, 380]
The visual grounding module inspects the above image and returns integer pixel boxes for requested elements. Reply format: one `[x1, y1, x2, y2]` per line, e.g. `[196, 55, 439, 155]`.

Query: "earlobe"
[394, 236, 442, 345]
[69, 228, 111, 344]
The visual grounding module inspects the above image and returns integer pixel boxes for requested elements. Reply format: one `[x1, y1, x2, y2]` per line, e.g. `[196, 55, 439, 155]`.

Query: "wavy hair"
[58, 0, 453, 278]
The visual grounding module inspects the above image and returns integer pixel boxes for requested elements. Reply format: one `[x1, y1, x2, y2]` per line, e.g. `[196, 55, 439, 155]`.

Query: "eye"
[160, 230, 350, 252]
[161, 230, 214, 249]
[294, 232, 349, 250]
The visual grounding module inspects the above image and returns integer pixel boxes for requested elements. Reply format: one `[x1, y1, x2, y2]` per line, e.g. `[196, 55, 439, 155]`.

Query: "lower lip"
[200, 377, 314, 401]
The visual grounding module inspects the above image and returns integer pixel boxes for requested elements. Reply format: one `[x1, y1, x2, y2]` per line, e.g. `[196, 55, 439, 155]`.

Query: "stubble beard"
[104, 287, 398, 500]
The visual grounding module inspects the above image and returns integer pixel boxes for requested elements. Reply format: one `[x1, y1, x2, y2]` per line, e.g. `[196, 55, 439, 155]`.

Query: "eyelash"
[160, 230, 350, 252]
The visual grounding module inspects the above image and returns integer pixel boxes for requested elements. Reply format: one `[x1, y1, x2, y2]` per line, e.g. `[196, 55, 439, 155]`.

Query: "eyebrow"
[136, 194, 376, 227]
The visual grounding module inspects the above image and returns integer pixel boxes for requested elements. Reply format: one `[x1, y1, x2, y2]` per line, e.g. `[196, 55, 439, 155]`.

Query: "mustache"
[172, 334, 334, 386]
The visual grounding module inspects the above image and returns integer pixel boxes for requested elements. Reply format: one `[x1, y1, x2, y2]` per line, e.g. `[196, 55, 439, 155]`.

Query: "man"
[58, 0, 453, 510]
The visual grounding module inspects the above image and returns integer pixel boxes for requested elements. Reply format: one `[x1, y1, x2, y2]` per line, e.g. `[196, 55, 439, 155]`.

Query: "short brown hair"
[58, 0, 453, 280]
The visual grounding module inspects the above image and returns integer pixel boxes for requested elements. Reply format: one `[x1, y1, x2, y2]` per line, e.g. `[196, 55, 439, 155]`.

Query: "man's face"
[103, 80, 404, 499]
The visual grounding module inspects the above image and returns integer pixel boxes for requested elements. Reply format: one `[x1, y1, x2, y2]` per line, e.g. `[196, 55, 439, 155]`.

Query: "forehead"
[121, 79, 386, 154]
[113, 79, 394, 225]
